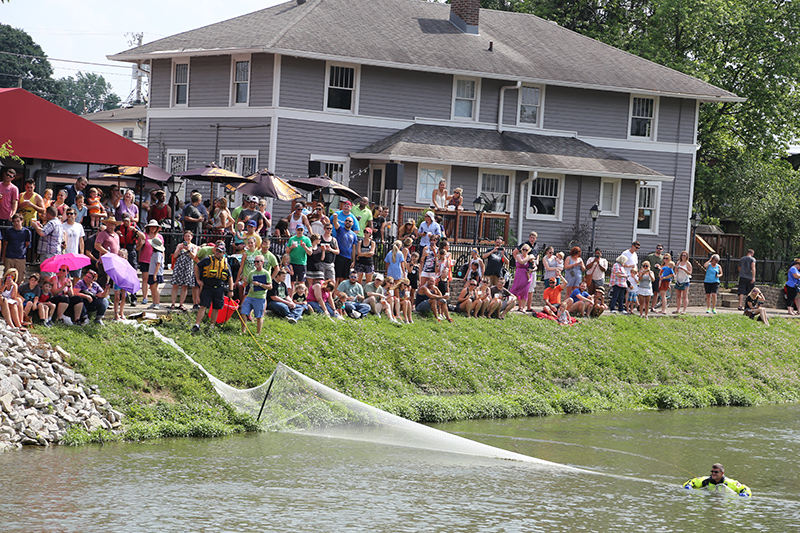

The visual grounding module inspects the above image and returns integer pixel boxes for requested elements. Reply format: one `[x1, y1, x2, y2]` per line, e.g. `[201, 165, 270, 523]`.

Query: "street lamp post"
[690, 212, 701, 257]
[165, 175, 182, 231]
[472, 195, 487, 244]
[589, 203, 600, 251]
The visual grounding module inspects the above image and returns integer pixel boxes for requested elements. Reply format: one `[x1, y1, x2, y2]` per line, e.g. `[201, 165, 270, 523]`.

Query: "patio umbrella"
[231, 169, 302, 201]
[286, 176, 360, 201]
[40, 253, 91, 274]
[94, 164, 171, 183]
[177, 163, 252, 205]
[101, 252, 141, 294]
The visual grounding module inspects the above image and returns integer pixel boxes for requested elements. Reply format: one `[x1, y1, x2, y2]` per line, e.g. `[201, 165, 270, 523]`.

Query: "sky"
[2, 0, 284, 102]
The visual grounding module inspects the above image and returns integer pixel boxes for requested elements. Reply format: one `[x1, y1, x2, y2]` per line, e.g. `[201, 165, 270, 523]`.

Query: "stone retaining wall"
[0, 323, 122, 451]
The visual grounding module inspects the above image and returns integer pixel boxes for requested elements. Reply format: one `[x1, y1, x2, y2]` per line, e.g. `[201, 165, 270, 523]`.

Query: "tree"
[0, 23, 56, 97]
[56, 72, 121, 115]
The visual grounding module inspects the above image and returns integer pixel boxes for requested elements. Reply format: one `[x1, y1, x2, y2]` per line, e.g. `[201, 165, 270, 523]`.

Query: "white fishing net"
[141, 324, 563, 465]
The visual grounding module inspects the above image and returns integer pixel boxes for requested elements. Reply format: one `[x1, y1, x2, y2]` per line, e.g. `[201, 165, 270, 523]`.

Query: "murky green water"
[2, 404, 799, 532]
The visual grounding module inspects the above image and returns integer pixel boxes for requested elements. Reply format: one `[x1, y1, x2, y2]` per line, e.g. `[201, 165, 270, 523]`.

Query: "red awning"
[0, 88, 148, 166]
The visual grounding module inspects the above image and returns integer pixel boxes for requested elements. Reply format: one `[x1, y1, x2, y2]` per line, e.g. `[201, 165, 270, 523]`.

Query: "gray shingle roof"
[352, 124, 669, 180]
[109, 0, 739, 102]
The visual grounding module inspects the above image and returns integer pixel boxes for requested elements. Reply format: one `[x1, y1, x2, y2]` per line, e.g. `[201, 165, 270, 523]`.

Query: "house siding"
[359, 66, 452, 120]
[656, 97, 696, 144]
[188, 56, 231, 108]
[503, 88, 519, 126]
[279, 56, 324, 111]
[543, 86, 629, 138]
[249, 53, 274, 107]
[150, 59, 171, 109]
[148, 117, 271, 201]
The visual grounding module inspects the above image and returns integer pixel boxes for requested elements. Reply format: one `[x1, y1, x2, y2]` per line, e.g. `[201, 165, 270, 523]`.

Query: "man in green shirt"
[350, 196, 373, 238]
[287, 224, 312, 289]
[259, 236, 280, 285]
[242, 255, 270, 334]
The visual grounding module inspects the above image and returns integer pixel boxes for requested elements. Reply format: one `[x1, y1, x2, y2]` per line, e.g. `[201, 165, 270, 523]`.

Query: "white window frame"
[634, 181, 661, 235]
[122, 128, 134, 140]
[516, 84, 545, 128]
[219, 150, 259, 178]
[166, 149, 188, 174]
[525, 173, 564, 221]
[309, 155, 351, 186]
[598, 177, 621, 217]
[324, 62, 360, 114]
[628, 95, 658, 140]
[171, 60, 189, 107]
[416, 164, 450, 205]
[230, 55, 251, 107]
[478, 168, 516, 218]
[451, 76, 480, 122]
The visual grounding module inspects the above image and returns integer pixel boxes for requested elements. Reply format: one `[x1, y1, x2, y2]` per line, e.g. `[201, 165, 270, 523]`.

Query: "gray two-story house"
[109, 0, 740, 251]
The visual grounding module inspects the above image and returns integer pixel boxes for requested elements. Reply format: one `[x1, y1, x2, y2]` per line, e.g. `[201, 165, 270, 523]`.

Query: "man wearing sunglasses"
[684, 463, 751, 497]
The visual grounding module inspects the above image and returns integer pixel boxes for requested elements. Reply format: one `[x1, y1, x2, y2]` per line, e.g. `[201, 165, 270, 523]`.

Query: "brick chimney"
[450, 0, 480, 34]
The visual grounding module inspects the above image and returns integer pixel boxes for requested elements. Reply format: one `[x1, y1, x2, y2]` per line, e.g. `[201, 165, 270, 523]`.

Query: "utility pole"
[126, 32, 145, 103]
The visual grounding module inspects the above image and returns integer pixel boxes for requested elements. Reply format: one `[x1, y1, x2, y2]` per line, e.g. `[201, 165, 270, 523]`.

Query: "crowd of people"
[0, 166, 788, 332]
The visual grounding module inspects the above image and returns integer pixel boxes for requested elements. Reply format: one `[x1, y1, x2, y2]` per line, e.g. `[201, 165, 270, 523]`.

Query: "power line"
[0, 50, 132, 69]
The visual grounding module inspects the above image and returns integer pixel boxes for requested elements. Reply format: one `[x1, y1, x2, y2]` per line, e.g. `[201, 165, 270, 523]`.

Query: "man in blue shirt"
[332, 200, 359, 237]
[334, 217, 357, 286]
[418, 211, 442, 248]
[1, 213, 31, 277]
[566, 281, 594, 317]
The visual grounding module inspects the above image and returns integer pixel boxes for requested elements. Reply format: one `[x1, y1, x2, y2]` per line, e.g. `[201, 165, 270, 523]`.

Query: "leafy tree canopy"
[56, 72, 122, 115]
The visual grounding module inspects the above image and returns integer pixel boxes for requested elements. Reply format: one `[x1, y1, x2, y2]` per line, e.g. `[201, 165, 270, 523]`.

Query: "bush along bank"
[36, 312, 800, 442]
[0, 322, 122, 451]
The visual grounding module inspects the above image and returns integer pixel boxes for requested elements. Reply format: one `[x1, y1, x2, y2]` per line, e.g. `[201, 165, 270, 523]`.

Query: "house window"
[452, 77, 478, 120]
[310, 155, 350, 185]
[232, 59, 250, 105]
[122, 128, 134, 140]
[526, 174, 562, 220]
[416, 165, 448, 204]
[630, 96, 656, 139]
[220, 151, 258, 178]
[518, 85, 542, 126]
[599, 178, 620, 216]
[173, 62, 189, 105]
[166, 150, 188, 174]
[636, 182, 660, 233]
[326, 63, 358, 112]
[479, 170, 513, 214]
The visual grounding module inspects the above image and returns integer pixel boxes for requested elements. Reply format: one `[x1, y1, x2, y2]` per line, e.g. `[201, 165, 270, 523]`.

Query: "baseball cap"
[247, 220, 257, 226]
[342, 200, 352, 207]
[216, 243, 226, 252]
[296, 224, 306, 231]
[425, 210, 435, 219]
[364, 227, 373, 233]
[249, 196, 258, 203]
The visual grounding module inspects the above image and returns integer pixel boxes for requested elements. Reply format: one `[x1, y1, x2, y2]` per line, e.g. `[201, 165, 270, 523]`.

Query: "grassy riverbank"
[37, 312, 800, 443]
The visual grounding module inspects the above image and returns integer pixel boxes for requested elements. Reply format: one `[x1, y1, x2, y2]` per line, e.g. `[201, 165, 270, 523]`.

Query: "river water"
[2, 404, 799, 532]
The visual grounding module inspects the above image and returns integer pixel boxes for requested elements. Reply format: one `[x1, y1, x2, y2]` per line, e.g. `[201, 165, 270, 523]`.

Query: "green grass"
[37, 312, 800, 441]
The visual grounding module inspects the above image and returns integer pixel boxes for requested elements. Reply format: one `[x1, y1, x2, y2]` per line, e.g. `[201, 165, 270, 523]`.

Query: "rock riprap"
[0, 322, 123, 451]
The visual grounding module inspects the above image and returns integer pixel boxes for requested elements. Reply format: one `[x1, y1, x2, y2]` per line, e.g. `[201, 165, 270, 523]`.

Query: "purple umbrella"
[101, 252, 141, 294]
[40, 253, 91, 274]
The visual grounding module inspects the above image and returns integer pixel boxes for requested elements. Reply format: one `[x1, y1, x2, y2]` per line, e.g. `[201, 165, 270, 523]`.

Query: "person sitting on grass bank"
[308, 279, 343, 320]
[589, 286, 608, 317]
[684, 463, 751, 497]
[565, 280, 594, 318]
[487, 277, 515, 320]
[542, 273, 567, 318]
[415, 275, 452, 322]
[267, 269, 304, 324]
[192, 243, 234, 335]
[75, 269, 110, 326]
[337, 270, 371, 319]
[743, 287, 769, 326]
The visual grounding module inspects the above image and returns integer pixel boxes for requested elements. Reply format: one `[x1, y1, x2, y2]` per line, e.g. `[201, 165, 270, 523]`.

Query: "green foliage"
[0, 23, 55, 95]
[55, 72, 121, 114]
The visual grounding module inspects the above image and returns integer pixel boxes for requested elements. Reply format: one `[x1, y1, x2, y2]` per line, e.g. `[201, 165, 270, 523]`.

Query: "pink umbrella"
[40, 253, 91, 274]
[100, 252, 141, 294]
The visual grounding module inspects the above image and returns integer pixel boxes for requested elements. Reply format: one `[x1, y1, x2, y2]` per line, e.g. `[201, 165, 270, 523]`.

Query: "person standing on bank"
[737, 249, 757, 311]
[585, 248, 608, 293]
[786, 258, 800, 315]
[483, 236, 508, 286]
[191, 243, 234, 334]
[684, 463, 751, 497]
[703, 254, 723, 314]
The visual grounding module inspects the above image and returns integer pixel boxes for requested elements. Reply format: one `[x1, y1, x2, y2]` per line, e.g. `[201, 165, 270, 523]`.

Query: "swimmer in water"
[683, 463, 751, 496]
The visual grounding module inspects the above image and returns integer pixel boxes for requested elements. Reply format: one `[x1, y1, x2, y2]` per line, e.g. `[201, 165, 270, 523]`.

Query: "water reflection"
[1, 405, 799, 531]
